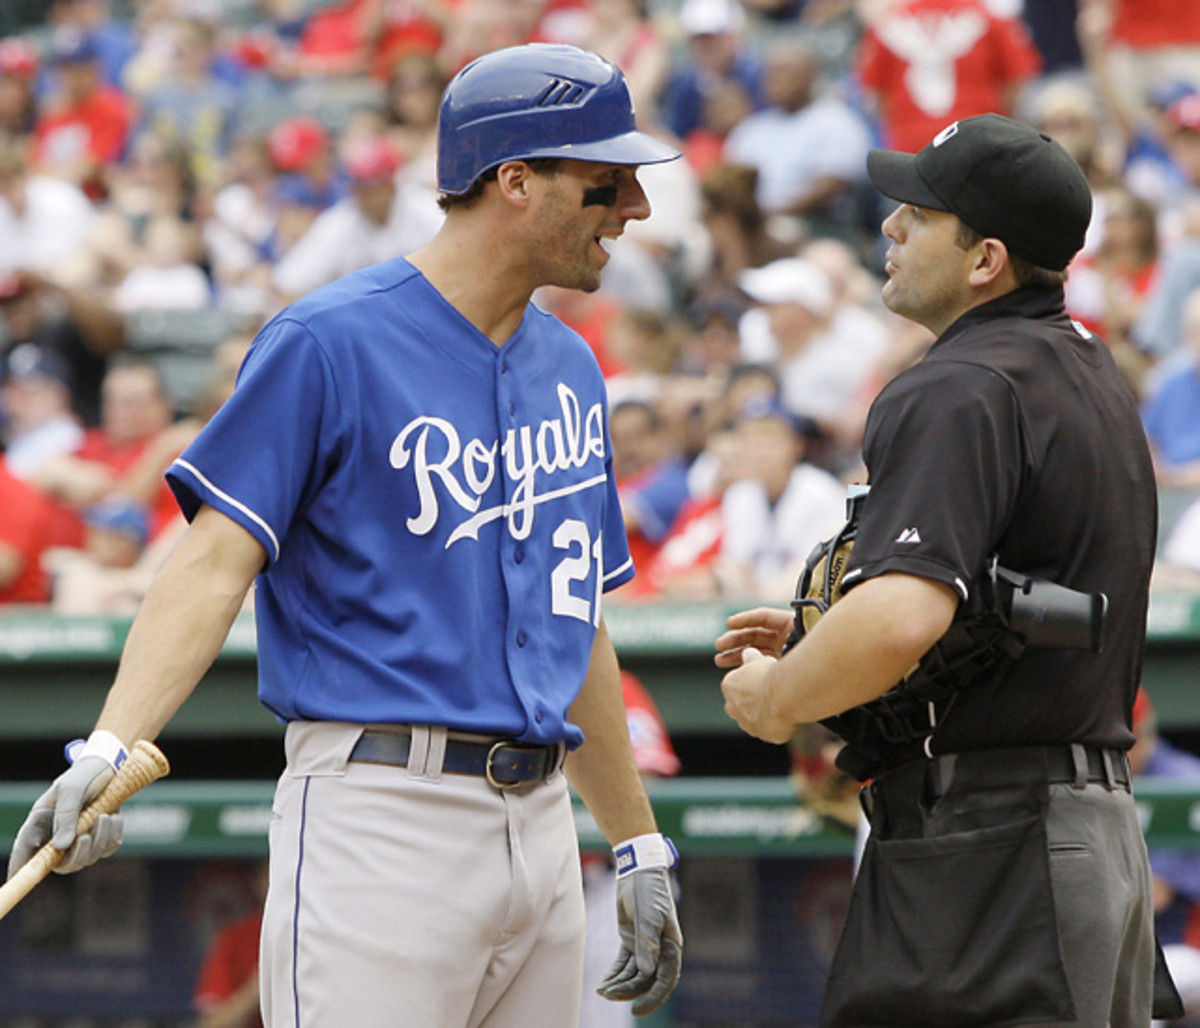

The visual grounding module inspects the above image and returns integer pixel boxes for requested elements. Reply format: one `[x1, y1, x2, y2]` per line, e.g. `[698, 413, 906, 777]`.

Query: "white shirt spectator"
[0, 174, 95, 274]
[272, 181, 443, 299]
[720, 461, 845, 593]
[724, 96, 872, 214]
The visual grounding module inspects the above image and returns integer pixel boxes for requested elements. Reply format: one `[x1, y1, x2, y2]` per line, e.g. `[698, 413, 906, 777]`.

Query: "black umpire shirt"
[841, 284, 1157, 755]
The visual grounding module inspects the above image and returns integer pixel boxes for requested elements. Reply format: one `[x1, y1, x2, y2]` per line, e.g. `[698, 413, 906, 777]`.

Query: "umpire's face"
[880, 203, 980, 336]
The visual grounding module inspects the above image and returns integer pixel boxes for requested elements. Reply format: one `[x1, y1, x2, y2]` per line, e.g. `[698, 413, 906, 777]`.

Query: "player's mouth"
[595, 233, 620, 262]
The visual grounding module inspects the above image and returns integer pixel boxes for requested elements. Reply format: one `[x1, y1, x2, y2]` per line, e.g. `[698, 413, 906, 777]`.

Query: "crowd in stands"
[2, 0, 1200, 613]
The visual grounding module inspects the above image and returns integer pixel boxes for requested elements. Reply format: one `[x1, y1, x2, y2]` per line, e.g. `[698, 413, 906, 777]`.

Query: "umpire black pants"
[820, 745, 1157, 1027]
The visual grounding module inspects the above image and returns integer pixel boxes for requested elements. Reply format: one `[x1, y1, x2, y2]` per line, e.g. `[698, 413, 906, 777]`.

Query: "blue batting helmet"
[437, 43, 680, 195]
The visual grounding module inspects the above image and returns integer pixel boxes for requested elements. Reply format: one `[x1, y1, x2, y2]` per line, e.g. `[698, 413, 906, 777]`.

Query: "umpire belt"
[889, 742, 1132, 801]
[350, 728, 564, 789]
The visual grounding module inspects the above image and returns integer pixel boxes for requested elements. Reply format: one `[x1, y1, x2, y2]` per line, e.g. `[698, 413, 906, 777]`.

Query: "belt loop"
[425, 726, 448, 781]
[1069, 743, 1089, 789]
[1100, 747, 1117, 791]
[407, 725, 432, 779]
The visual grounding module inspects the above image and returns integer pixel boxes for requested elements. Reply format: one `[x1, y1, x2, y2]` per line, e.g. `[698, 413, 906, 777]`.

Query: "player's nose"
[618, 174, 651, 222]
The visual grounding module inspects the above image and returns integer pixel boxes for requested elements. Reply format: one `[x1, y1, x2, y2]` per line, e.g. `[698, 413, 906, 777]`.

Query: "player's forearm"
[94, 507, 262, 744]
[565, 620, 659, 845]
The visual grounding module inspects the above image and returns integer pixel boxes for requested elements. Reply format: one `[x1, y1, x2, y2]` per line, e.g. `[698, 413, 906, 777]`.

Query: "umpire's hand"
[598, 855, 683, 1016]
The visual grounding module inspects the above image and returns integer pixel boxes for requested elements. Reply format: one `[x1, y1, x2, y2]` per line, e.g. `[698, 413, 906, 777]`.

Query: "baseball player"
[7, 44, 683, 1026]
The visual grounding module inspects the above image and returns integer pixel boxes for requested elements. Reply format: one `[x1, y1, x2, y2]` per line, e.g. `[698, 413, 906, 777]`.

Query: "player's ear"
[495, 161, 534, 209]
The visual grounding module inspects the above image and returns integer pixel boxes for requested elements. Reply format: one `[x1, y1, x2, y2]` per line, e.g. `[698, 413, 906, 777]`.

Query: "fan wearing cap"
[716, 113, 1173, 1025]
[270, 133, 443, 302]
[5, 43, 683, 1027]
[31, 26, 132, 198]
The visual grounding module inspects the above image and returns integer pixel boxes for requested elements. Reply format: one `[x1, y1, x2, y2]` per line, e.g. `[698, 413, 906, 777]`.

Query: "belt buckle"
[485, 741, 522, 790]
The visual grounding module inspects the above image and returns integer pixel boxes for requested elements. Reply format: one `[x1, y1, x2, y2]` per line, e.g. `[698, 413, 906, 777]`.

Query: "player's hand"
[599, 865, 683, 1016]
[721, 646, 796, 744]
[713, 607, 794, 669]
[6, 756, 123, 880]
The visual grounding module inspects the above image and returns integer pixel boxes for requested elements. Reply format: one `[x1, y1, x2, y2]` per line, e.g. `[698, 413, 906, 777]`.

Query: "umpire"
[716, 113, 1180, 1026]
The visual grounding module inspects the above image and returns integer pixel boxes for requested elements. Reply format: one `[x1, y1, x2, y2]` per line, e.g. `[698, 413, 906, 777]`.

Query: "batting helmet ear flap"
[436, 43, 679, 196]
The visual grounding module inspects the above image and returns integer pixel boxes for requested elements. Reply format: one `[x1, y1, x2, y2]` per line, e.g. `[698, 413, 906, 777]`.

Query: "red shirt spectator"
[193, 908, 264, 1028]
[1110, 0, 1200, 49]
[857, 0, 1041, 153]
[32, 28, 132, 197]
[0, 458, 52, 604]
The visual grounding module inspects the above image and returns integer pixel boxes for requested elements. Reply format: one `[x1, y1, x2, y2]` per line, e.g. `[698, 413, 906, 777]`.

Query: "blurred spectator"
[438, 0, 558, 74]
[1077, 0, 1197, 208]
[694, 162, 793, 303]
[44, 493, 151, 615]
[678, 292, 746, 377]
[738, 255, 888, 454]
[69, 129, 201, 295]
[714, 394, 844, 598]
[0, 130, 96, 276]
[34, 356, 182, 541]
[1154, 93, 1200, 251]
[0, 342, 84, 480]
[1065, 184, 1160, 349]
[32, 25, 133, 199]
[383, 52, 445, 192]
[610, 398, 691, 598]
[47, 0, 138, 89]
[660, 0, 767, 145]
[578, 0, 671, 119]
[604, 307, 688, 405]
[856, 0, 1041, 154]
[645, 422, 742, 599]
[1091, 0, 1200, 108]
[193, 858, 269, 1028]
[271, 134, 442, 302]
[0, 454, 53, 605]
[112, 213, 211, 311]
[266, 115, 343, 210]
[723, 35, 873, 244]
[1021, 0, 1084, 75]
[0, 269, 126, 427]
[135, 17, 242, 189]
[204, 131, 282, 313]
[1142, 285, 1200, 486]
[0, 36, 39, 135]
[47, 334, 251, 616]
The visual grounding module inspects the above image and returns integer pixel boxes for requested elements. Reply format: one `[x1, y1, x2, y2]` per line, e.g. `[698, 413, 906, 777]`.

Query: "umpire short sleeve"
[843, 358, 1026, 599]
[167, 318, 342, 565]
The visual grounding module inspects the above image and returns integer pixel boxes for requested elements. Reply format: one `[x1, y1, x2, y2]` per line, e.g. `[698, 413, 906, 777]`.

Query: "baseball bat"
[0, 740, 170, 922]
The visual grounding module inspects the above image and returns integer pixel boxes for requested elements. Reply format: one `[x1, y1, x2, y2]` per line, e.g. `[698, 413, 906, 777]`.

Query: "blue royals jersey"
[167, 258, 633, 747]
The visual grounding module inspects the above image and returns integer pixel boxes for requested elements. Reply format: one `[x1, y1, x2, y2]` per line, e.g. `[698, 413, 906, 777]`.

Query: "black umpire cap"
[867, 113, 1092, 272]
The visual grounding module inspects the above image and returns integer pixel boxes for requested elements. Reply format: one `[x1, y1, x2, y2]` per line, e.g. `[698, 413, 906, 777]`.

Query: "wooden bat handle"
[0, 740, 170, 921]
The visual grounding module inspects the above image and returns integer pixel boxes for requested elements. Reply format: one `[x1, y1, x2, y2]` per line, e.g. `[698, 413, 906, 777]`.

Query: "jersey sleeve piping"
[170, 457, 283, 562]
[604, 555, 635, 588]
[843, 555, 970, 601]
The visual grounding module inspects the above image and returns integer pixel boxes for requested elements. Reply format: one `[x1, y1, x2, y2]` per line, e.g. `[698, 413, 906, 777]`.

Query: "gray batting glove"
[598, 835, 683, 1017]
[7, 743, 124, 880]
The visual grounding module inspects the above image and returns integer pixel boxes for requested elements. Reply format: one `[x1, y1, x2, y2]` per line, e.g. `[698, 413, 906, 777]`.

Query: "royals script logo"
[388, 382, 608, 548]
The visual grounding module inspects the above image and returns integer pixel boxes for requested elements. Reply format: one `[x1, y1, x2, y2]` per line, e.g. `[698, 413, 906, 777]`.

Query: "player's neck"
[408, 227, 533, 347]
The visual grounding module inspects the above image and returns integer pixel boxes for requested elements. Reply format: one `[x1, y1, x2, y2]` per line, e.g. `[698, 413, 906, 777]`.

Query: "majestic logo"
[389, 383, 608, 547]
[895, 527, 922, 544]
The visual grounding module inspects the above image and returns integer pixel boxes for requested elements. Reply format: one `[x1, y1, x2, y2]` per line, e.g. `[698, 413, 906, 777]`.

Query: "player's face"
[531, 160, 651, 293]
[879, 204, 976, 335]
